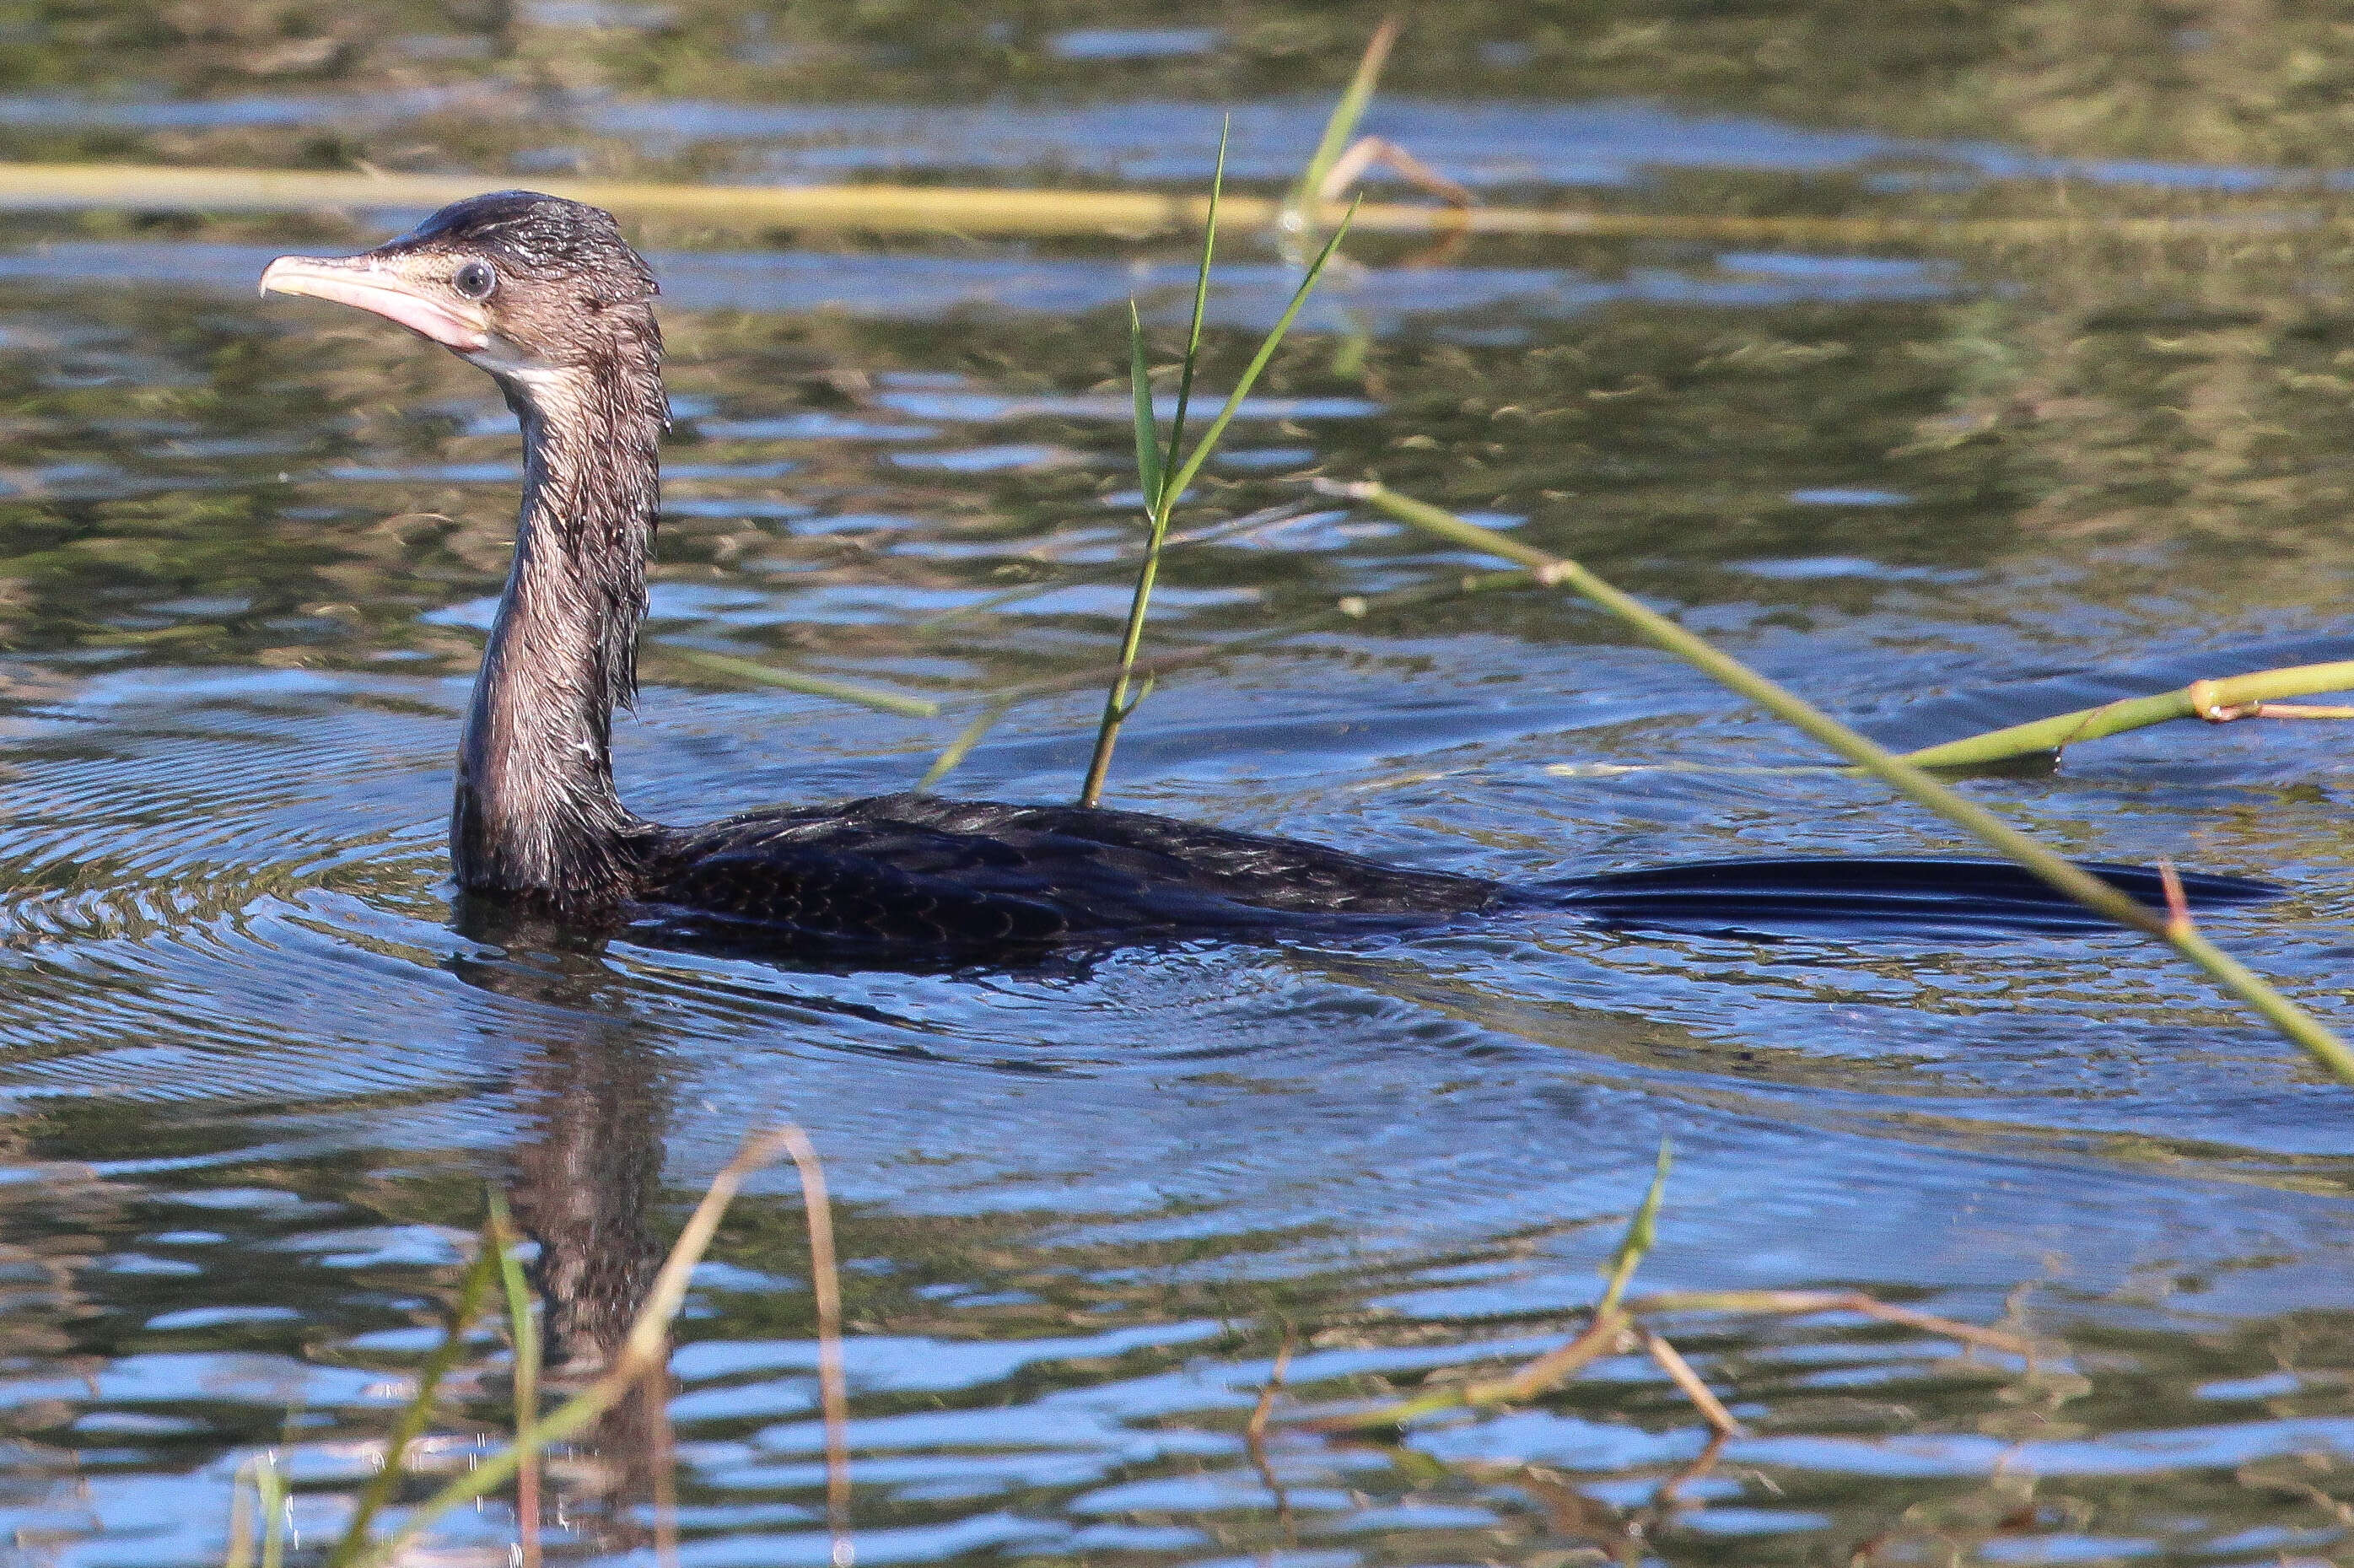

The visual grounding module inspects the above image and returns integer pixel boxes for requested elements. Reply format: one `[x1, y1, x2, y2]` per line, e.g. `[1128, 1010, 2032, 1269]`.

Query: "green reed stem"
[1077, 136, 1225, 809]
[488, 1196, 542, 1568]
[325, 1224, 502, 1568]
[1283, 16, 1401, 235]
[1163, 122, 1225, 480]
[1900, 660, 2354, 768]
[661, 648, 940, 719]
[1331, 478, 2354, 1085]
[345, 1129, 795, 1568]
[1075, 173, 1359, 807]
[1598, 1140, 1670, 1316]
[256, 1455, 288, 1568]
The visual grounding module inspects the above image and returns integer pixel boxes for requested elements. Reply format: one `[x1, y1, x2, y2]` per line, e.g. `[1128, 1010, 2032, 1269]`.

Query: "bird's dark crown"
[385, 191, 659, 303]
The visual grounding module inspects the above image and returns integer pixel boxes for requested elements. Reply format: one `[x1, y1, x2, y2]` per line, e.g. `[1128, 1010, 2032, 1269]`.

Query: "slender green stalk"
[1075, 177, 1360, 806]
[660, 648, 940, 719]
[1126, 304, 1164, 512]
[1163, 123, 1226, 478]
[325, 1225, 502, 1568]
[256, 1456, 288, 1568]
[1332, 478, 2354, 1085]
[488, 1196, 542, 1568]
[1900, 660, 2354, 768]
[1597, 1140, 1670, 1316]
[1282, 17, 1401, 234]
[917, 697, 1016, 790]
[347, 1129, 796, 1568]
[224, 1458, 260, 1568]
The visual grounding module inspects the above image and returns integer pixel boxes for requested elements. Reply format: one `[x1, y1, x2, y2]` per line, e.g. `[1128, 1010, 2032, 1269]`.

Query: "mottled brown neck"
[452, 345, 666, 908]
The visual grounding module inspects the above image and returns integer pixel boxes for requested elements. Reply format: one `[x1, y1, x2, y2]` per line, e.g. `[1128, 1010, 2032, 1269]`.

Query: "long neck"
[453, 355, 665, 909]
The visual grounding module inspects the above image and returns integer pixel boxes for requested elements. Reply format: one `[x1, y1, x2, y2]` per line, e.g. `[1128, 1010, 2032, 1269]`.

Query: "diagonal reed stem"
[1328, 478, 2354, 1085]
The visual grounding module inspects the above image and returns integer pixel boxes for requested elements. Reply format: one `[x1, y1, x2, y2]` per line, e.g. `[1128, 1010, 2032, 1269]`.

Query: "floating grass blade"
[1282, 17, 1402, 236]
[5, 161, 2337, 245]
[324, 1222, 502, 1568]
[1327, 477, 2354, 1085]
[1900, 660, 2354, 768]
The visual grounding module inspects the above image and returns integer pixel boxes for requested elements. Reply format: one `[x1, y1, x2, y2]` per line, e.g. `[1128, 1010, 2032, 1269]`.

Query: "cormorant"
[258, 192, 2274, 958]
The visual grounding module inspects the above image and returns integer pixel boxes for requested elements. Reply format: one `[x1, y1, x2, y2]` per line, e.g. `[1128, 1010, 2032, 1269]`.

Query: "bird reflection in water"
[449, 897, 676, 1555]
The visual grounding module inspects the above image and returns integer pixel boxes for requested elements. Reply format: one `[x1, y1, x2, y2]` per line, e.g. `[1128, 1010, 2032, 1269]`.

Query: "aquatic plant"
[223, 1127, 853, 1568]
[1299, 1141, 2028, 1435]
[1075, 131, 1356, 806]
[1319, 477, 2354, 1082]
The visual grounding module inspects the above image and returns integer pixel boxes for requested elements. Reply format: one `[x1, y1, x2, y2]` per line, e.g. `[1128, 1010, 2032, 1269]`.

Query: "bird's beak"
[258, 254, 491, 352]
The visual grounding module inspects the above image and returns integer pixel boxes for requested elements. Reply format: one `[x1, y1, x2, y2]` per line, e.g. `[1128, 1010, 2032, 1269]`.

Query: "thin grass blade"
[488, 1195, 542, 1568]
[665, 649, 940, 719]
[918, 698, 1015, 791]
[325, 1221, 502, 1568]
[1599, 1139, 1671, 1315]
[224, 1459, 259, 1568]
[349, 1130, 796, 1568]
[1283, 18, 1401, 232]
[1127, 302, 1163, 514]
[1163, 119, 1225, 471]
[256, 1457, 288, 1568]
[777, 1128, 855, 1568]
[1162, 201, 1359, 504]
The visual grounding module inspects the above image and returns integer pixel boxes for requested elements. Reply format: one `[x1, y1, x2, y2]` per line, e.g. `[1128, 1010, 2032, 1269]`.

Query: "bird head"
[259, 191, 660, 387]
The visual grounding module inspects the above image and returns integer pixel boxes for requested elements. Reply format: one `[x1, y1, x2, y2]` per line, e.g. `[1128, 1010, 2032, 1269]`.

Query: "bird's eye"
[451, 261, 498, 300]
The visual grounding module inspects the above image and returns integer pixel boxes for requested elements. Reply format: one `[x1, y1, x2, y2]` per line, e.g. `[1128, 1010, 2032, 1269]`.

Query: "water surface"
[3, 13, 2354, 1566]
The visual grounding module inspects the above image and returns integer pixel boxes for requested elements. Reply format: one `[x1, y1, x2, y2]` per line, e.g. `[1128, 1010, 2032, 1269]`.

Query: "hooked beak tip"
[256, 254, 491, 353]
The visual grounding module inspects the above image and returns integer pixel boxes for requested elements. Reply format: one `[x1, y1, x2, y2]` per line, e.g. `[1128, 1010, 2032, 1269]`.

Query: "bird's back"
[633, 793, 1506, 954]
